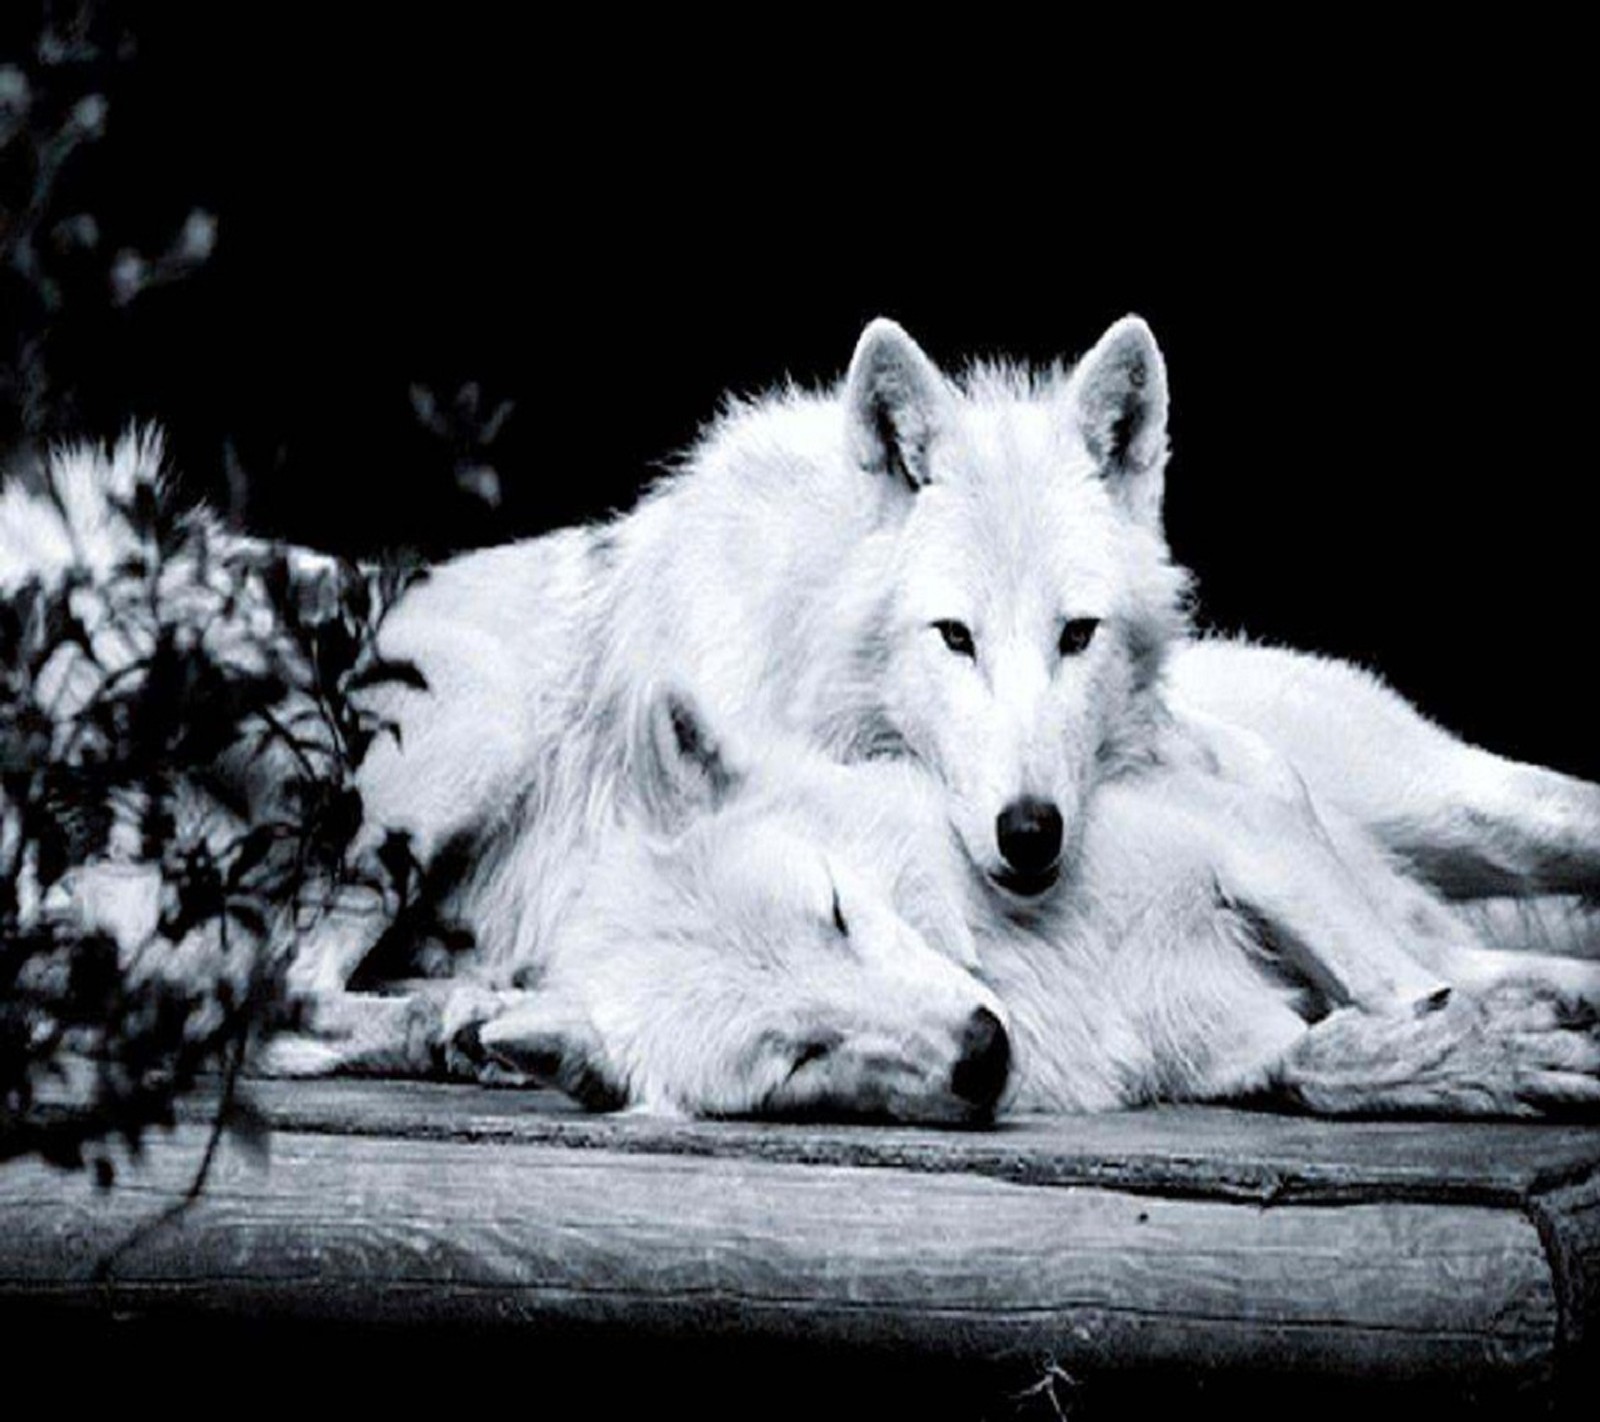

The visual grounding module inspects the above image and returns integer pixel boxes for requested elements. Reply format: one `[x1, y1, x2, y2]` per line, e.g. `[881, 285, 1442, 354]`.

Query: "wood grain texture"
[1529, 1169, 1600, 1391]
[0, 1123, 1563, 1384]
[202, 1078, 1600, 1205]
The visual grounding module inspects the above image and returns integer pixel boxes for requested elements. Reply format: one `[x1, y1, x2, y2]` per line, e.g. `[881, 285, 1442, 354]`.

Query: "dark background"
[10, 9, 1597, 777]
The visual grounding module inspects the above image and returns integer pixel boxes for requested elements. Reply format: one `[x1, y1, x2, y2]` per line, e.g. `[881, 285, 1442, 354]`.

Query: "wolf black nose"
[996, 797, 1063, 875]
[951, 1006, 1010, 1110]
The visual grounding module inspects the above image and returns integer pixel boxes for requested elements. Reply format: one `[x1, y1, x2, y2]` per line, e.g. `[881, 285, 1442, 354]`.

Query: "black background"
[14, 9, 1598, 778]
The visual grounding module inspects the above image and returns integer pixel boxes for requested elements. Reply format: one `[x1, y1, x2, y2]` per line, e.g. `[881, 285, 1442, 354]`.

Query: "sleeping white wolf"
[8, 315, 1600, 1120]
[469, 689, 1600, 1119]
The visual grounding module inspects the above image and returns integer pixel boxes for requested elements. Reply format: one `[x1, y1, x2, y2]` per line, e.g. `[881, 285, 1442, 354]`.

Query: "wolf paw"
[1473, 976, 1600, 1106]
[470, 992, 625, 1109]
[438, 985, 535, 1084]
[1278, 978, 1600, 1118]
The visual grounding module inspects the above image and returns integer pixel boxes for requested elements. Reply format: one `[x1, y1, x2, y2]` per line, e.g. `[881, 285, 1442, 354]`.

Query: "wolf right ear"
[637, 683, 745, 829]
[845, 318, 949, 491]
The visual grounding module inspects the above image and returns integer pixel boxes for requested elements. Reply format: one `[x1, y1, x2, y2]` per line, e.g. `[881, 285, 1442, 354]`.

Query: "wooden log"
[207, 1078, 1600, 1205]
[1529, 1168, 1600, 1394]
[0, 1121, 1566, 1387]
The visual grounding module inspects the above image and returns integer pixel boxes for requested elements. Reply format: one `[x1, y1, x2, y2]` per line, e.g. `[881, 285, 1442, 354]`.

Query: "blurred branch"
[1, 1, 214, 455]
[1, 456, 430, 1182]
[410, 379, 514, 510]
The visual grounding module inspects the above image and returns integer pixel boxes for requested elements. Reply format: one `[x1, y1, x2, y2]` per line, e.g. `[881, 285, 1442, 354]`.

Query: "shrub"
[0, 444, 426, 1183]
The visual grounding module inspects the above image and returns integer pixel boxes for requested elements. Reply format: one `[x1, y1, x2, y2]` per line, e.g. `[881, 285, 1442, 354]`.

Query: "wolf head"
[481, 686, 1012, 1124]
[845, 316, 1190, 903]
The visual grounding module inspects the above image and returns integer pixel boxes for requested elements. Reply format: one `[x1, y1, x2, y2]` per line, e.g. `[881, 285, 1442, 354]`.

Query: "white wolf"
[455, 687, 1013, 1122]
[270, 662, 1600, 1121]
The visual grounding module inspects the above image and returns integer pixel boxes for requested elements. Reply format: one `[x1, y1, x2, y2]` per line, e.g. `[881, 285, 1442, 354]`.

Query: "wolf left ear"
[637, 683, 744, 829]
[845, 318, 950, 491]
[1067, 316, 1170, 527]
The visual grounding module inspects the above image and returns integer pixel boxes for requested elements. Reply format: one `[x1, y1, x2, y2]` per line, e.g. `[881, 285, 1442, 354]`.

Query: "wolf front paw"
[1473, 977, 1600, 1108]
[1277, 979, 1600, 1118]
[437, 984, 539, 1084]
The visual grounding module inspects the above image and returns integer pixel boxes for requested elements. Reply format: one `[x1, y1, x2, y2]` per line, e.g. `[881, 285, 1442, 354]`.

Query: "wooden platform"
[2, 1081, 1598, 1414]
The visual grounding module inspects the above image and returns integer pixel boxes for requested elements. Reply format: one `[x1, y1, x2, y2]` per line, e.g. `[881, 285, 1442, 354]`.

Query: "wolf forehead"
[891, 367, 1187, 610]
[898, 461, 1146, 618]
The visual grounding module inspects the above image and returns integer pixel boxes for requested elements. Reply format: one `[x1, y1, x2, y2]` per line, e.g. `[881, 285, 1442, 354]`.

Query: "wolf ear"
[1067, 316, 1170, 527]
[638, 683, 744, 828]
[474, 993, 625, 1111]
[845, 318, 949, 491]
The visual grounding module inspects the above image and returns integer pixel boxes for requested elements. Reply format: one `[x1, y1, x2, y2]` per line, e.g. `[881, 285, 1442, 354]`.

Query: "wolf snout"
[950, 1005, 1011, 1110]
[994, 797, 1064, 895]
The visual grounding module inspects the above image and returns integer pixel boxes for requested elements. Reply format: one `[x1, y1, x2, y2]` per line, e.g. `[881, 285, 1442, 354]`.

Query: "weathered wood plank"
[201, 1077, 1600, 1206]
[1529, 1169, 1600, 1392]
[0, 1124, 1562, 1385]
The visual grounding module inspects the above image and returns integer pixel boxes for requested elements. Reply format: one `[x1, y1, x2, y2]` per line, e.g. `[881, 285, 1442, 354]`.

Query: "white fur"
[332, 311, 1600, 1118]
[352, 317, 1188, 907]
[1170, 637, 1600, 900]
[0, 428, 165, 592]
[15, 308, 1600, 1122]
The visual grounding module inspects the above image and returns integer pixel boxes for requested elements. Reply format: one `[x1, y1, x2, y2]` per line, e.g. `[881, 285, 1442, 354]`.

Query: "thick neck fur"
[451, 360, 1192, 972]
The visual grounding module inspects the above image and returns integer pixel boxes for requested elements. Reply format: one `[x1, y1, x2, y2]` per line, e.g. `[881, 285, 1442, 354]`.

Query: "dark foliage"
[1, 1, 215, 460]
[0, 470, 429, 1180]
[0, 4, 493, 1183]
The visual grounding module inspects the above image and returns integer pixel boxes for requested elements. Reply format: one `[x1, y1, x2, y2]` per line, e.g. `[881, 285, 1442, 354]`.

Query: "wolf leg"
[281, 886, 396, 995]
[253, 979, 518, 1079]
[1171, 638, 1600, 897]
[1452, 895, 1600, 959]
[1164, 723, 1600, 1014]
[1157, 756, 1453, 1014]
[469, 990, 624, 1109]
[253, 990, 446, 1077]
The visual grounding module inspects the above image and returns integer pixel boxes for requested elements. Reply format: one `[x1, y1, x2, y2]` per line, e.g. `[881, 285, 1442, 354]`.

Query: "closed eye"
[831, 884, 849, 937]
[794, 1040, 832, 1071]
[784, 1034, 841, 1085]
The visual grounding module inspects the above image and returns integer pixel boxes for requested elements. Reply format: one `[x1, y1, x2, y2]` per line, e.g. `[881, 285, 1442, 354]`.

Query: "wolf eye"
[830, 885, 850, 937]
[1058, 618, 1101, 657]
[932, 620, 975, 659]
